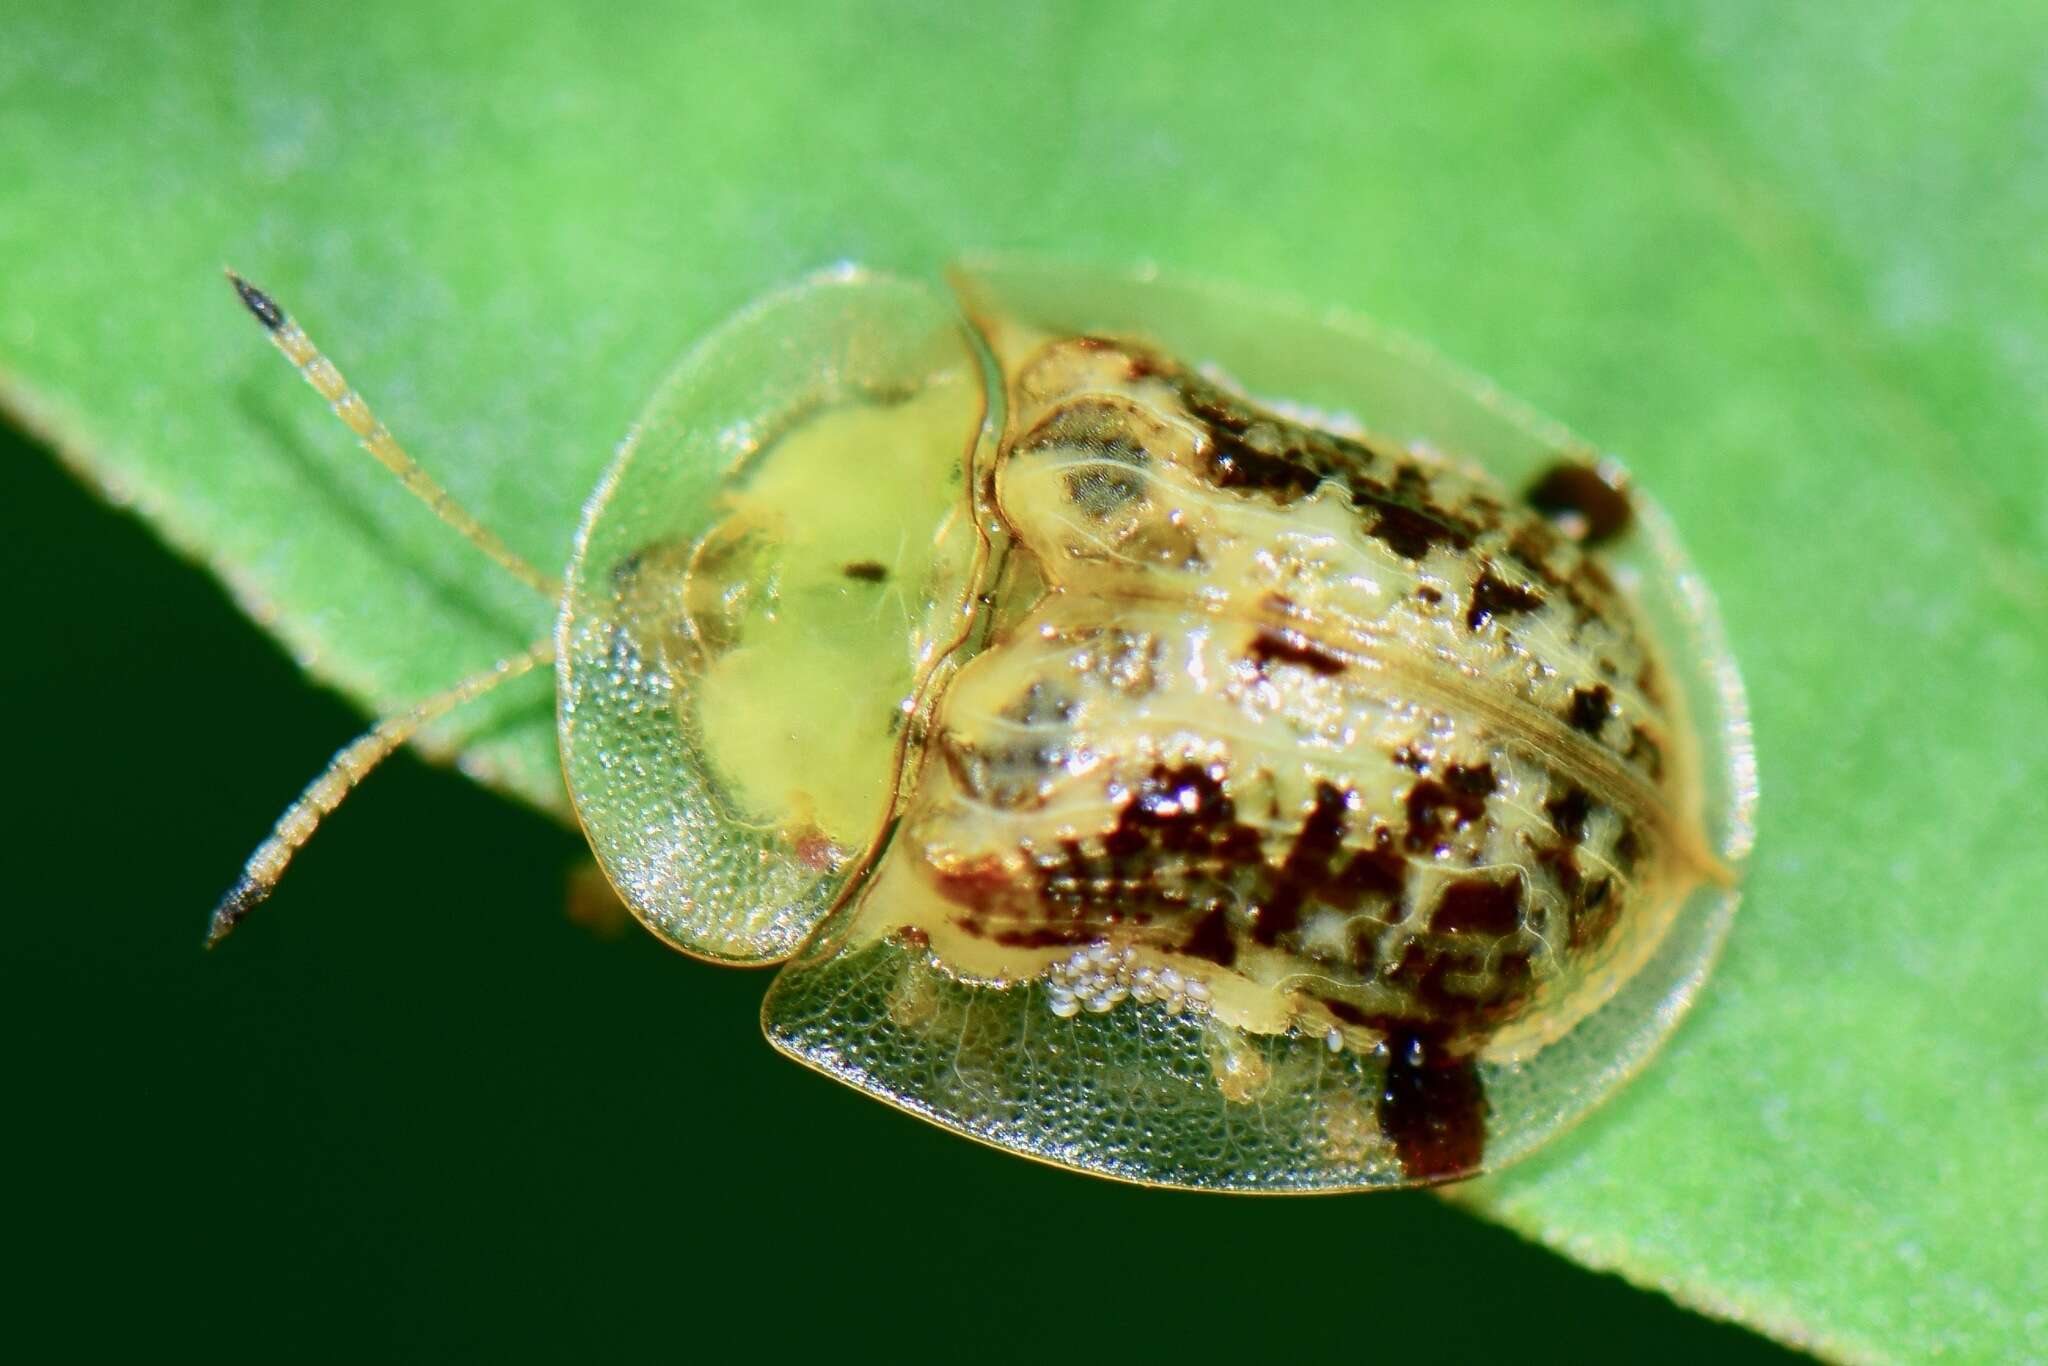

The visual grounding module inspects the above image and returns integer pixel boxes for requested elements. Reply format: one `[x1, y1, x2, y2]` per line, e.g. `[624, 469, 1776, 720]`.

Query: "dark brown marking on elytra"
[1636, 659, 1663, 707]
[1576, 555, 1618, 598]
[1568, 683, 1614, 735]
[945, 764, 1259, 956]
[1490, 947, 1538, 1019]
[1200, 427, 1324, 501]
[1527, 461, 1632, 545]
[1377, 1028, 1488, 1182]
[1031, 839, 1092, 915]
[1387, 937, 1537, 1029]
[1503, 522, 1617, 630]
[1170, 376, 1333, 501]
[1544, 785, 1594, 843]
[1568, 875, 1621, 949]
[1507, 523, 1563, 584]
[1357, 487, 1477, 562]
[1626, 725, 1666, 781]
[942, 759, 1426, 977]
[941, 334, 1674, 1065]
[1103, 765, 1261, 864]
[1182, 906, 1237, 966]
[1346, 923, 1382, 974]
[1249, 783, 1350, 946]
[1464, 492, 1509, 534]
[1447, 763, 1498, 799]
[1536, 783, 1598, 906]
[1466, 568, 1545, 631]
[1324, 835, 1407, 912]
[1613, 822, 1644, 876]
[1137, 346, 1495, 569]
[842, 560, 889, 583]
[1404, 764, 1497, 855]
[1430, 872, 1525, 937]
[1172, 369, 1386, 484]
[1175, 380, 1255, 434]
[1535, 838, 1583, 900]
[1324, 999, 1374, 1028]
[1390, 462, 1433, 499]
[1249, 628, 1346, 677]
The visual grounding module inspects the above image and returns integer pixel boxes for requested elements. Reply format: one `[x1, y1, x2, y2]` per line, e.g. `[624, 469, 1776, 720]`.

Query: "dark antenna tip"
[224, 267, 286, 332]
[205, 878, 270, 949]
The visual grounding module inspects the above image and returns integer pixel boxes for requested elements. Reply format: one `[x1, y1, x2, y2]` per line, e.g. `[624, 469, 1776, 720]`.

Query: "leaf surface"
[4, 3, 2042, 1358]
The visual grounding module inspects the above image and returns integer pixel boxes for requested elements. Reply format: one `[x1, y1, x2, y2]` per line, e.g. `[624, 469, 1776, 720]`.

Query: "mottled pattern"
[804, 329, 1700, 1178]
[892, 333, 1674, 1025]
[566, 270, 1738, 1191]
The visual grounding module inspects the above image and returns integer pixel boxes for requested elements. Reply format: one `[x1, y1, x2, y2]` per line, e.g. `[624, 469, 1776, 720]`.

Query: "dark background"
[5, 419, 1798, 1359]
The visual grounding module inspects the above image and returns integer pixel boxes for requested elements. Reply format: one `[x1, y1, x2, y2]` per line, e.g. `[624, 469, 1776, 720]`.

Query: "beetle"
[212, 258, 1755, 1190]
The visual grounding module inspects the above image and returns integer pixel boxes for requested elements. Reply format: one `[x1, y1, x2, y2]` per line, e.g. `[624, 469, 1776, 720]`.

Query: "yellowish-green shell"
[556, 259, 1755, 1190]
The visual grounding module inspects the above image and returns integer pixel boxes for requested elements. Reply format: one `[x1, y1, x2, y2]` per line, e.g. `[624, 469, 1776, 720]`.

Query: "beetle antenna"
[206, 636, 555, 947]
[224, 268, 564, 600]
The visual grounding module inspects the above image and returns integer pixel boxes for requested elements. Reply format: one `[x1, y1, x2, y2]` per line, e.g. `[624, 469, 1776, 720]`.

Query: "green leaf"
[4, 2, 2042, 1359]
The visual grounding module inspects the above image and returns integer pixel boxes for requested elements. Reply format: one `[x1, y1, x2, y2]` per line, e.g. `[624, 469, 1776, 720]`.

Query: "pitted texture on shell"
[768, 935, 1419, 1191]
[557, 273, 993, 964]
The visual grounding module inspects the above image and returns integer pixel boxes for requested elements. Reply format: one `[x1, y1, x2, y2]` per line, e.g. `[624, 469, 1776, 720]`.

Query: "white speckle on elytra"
[1044, 940, 1210, 1020]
